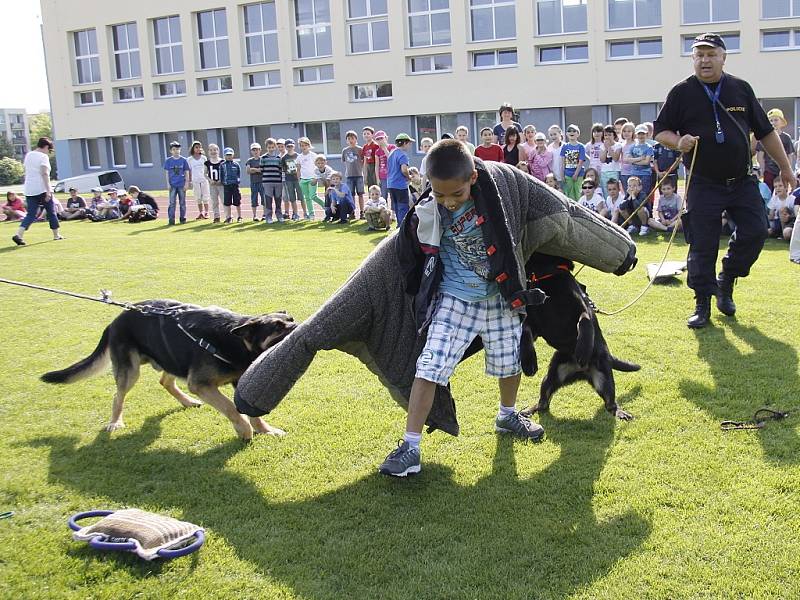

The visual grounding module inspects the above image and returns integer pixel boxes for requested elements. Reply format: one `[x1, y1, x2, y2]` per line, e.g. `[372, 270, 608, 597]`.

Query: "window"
[470, 48, 517, 69]
[199, 76, 233, 94]
[294, 64, 334, 84]
[112, 22, 141, 79]
[246, 70, 281, 89]
[470, 0, 516, 42]
[352, 81, 393, 101]
[537, 42, 589, 63]
[608, 0, 662, 29]
[682, 32, 740, 54]
[153, 16, 184, 74]
[474, 110, 497, 143]
[536, 0, 588, 35]
[244, 2, 279, 64]
[221, 128, 239, 154]
[682, 0, 739, 24]
[191, 130, 210, 149]
[408, 0, 451, 47]
[155, 80, 187, 98]
[73, 29, 100, 84]
[564, 106, 593, 139]
[77, 90, 103, 106]
[295, 0, 332, 58]
[762, 0, 800, 18]
[348, 0, 389, 53]
[197, 9, 230, 69]
[251, 125, 272, 144]
[415, 114, 459, 150]
[110, 137, 126, 167]
[608, 37, 662, 59]
[762, 28, 800, 49]
[408, 53, 453, 74]
[135, 135, 153, 166]
[114, 85, 144, 102]
[85, 138, 101, 168]
[162, 132, 183, 159]
[304, 121, 341, 155]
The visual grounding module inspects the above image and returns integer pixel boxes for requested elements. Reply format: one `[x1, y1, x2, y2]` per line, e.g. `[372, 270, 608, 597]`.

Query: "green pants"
[300, 179, 325, 217]
[562, 175, 584, 201]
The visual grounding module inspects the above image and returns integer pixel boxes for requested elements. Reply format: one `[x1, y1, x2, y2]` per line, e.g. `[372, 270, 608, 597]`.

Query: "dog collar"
[529, 263, 571, 284]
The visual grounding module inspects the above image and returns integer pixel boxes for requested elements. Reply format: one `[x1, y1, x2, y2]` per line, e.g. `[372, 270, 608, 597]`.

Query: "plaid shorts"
[416, 293, 522, 386]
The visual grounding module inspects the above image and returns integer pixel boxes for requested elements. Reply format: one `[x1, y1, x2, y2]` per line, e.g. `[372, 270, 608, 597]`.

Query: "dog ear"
[230, 319, 260, 337]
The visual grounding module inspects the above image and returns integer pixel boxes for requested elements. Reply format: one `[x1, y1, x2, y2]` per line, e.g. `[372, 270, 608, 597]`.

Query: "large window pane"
[763, 0, 789, 17]
[325, 122, 341, 154]
[565, 43, 588, 60]
[609, 0, 635, 28]
[350, 23, 369, 52]
[136, 135, 152, 165]
[498, 49, 517, 64]
[683, 0, 709, 23]
[609, 40, 635, 57]
[416, 115, 437, 143]
[563, 0, 588, 32]
[372, 20, 389, 50]
[537, 0, 561, 34]
[317, 27, 332, 55]
[473, 51, 495, 67]
[305, 122, 323, 149]
[495, 5, 516, 38]
[409, 15, 431, 46]
[712, 0, 739, 21]
[349, 0, 368, 17]
[636, 0, 661, 26]
[763, 30, 791, 47]
[638, 38, 662, 54]
[431, 13, 451, 44]
[540, 46, 562, 62]
[245, 4, 262, 32]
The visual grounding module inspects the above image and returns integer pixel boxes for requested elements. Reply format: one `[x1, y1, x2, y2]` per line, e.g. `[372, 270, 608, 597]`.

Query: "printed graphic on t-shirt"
[563, 148, 581, 170]
[205, 161, 222, 182]
[285, 159, 297, 174]
[448, 206, 491, 280]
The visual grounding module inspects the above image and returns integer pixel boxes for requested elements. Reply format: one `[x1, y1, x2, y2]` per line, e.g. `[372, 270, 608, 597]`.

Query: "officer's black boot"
[716, 272, 736, 316]
[687, 296, 712, 329]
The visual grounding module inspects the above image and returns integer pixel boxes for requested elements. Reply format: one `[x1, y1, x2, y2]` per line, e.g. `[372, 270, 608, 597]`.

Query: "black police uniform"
[653, 73, 773, 299]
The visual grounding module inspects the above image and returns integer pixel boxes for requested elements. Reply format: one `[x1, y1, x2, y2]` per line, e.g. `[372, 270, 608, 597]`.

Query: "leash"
[0, 277, 234, 364]
[720, 408, 790, 431]
[574, 142, 698, 316]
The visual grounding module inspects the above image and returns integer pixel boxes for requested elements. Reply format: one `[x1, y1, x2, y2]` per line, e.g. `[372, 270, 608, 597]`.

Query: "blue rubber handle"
[88, 536, 137, 552]
[157, 530, 205, 558]
[67, 510, 115, 532]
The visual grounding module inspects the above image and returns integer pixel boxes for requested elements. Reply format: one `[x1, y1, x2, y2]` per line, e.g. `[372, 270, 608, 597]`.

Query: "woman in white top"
[187, 141, 210, 219]
[547, 125, 565, 186]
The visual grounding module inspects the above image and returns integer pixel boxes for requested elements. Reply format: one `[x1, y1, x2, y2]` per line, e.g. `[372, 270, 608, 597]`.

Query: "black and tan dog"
[520, 253, 639, 420]
[41, 300, 296, 440]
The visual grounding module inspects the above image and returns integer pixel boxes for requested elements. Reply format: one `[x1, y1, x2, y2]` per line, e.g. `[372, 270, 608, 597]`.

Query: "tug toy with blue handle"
[68, 509, 205, 560]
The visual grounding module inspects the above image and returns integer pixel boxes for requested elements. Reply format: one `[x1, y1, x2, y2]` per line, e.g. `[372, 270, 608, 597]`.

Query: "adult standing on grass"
[654, 33, 796, 329]
[12, 137, 62, 246]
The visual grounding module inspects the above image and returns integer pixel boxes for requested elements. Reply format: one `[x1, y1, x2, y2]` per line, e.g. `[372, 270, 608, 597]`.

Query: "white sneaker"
[626, 225, 638, 235]
[638, 226, 650, 236]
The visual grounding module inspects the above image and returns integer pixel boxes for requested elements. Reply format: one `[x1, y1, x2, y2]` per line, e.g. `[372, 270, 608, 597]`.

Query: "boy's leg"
[299, 179, 311, 218]
[167, 187, 177, 224]
[380, 294, 478, 477]
[177, 187, 187, 222]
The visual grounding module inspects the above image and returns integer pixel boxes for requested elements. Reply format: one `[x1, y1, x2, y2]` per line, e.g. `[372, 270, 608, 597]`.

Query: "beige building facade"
[40, 0, 800, 187]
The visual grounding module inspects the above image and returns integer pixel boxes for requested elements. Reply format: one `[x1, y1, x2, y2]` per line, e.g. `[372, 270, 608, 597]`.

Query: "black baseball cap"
[692, 33, 726, 50]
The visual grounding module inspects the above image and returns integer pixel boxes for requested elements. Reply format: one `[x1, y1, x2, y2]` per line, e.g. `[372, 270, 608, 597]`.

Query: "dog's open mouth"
[265, 322, 297, 347]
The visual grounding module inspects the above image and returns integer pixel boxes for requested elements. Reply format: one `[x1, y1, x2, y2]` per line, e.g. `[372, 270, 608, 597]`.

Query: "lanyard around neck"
[700, 75, 725, 144]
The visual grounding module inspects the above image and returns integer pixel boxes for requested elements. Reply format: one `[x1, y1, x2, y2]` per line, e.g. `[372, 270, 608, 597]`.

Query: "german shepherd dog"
[520, 254, 639, 420]
[41, 300, 296, 440]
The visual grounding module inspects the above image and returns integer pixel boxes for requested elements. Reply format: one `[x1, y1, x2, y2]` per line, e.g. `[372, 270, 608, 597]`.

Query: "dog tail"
[611, 356, 641, 372]
[41, 327, 111, 384]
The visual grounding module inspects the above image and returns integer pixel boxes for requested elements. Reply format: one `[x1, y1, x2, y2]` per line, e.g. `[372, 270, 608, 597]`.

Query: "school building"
[41, 0, 800, 189]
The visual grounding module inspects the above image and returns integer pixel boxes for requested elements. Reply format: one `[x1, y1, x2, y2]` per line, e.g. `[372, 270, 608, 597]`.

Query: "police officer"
[654, 33, 796, 328]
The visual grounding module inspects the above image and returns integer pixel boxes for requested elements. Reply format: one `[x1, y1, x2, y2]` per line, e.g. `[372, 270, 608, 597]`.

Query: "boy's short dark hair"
[426, 139, 475, 183]
[36, 137, 53, 149]
[659, 179, 675, 190]
[480, 126, 493, 136]
[345, 130, 357, 139]
[362, 126, 374, 133]
[606, 178, 620, 188]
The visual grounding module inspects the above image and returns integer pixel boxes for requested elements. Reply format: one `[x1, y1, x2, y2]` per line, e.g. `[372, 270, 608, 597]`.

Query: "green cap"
[395, 133, 416, 143]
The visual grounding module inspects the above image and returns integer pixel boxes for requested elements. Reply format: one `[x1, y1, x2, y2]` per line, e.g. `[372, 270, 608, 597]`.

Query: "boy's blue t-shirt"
[164, 156, 189, 188]
[387, 149, 409, 189]
[629, 142, 655, 177]
[331, 182, 353, 205]
[560, 143, 586, 177]
[439, 200, 499, 302]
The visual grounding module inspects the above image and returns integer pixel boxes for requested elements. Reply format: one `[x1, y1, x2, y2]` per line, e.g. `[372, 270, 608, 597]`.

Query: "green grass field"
[0, 217, 798, 600]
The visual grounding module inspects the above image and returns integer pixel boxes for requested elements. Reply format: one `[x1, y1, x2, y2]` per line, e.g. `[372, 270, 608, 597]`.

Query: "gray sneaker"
[495, 411, 545, 441]
[379, 440, 421, 477]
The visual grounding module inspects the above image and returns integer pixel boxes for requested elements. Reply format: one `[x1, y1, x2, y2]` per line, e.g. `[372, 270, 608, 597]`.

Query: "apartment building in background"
[40, 0, 800, 189]
[0, 109, 30, 160]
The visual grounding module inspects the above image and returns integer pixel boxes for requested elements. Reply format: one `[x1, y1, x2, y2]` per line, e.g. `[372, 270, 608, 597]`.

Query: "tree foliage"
[0, 135, 15, 160]
[28, 113, 57, 178]
[0, 157, 25, 185]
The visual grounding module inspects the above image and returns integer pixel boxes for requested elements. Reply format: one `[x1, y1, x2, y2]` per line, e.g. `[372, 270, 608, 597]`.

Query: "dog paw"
[105, 421, 125, 432]
[252, 418, 287, 436]
[182, 399, 203, 408]
[520, 404, 547, 417]
[614, 408, 634, 421]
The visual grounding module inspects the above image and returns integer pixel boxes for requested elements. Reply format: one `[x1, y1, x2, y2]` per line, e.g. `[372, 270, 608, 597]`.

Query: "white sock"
[15, 226, 25, 238]
[498, 403, 516, 418]
[403, 431, 422, 449]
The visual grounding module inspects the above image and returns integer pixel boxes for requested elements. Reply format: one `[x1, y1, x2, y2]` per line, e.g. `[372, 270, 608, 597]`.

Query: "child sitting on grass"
[655, 180, 683, 233]
[324, 172, 354, 224]
[768, 180, 795, 240]
[3, 192, 26, 221]
[363, 184, 392, 230]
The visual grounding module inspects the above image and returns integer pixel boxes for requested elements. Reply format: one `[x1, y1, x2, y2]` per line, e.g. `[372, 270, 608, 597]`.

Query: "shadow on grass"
[681, 321, 800, 464]
[31, 404, 649, 599]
